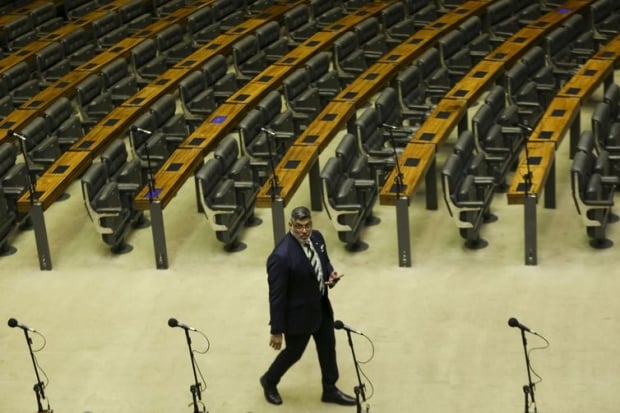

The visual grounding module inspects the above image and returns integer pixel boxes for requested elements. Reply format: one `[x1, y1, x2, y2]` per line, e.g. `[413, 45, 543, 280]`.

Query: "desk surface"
[557, 58, 614, 102]
[321, 2, 391, 32]
[135, 147, 205, 210]
[377, 29, 437, 69]
[528, 97, 581, 149]
[256, 144, 318, 208]
[17, 150, 93, 213]
[445, 59, 505, 104]
[121, 68, 190, 107]
[174, 34, 238, 70]
[485, 27, 546, 64]
[20, 70, 92, 111]
[181, 103, 249, 153]
[0, 109, 40, 145]
[274, 31, 339, 67]
[506, 141, 556, 205]
[295, 101, 356, 152]
[227, 65, 295, 105]
[333, 63, 399, 106]
[379, 142, 436, 206]
[411, 99, 467, 146]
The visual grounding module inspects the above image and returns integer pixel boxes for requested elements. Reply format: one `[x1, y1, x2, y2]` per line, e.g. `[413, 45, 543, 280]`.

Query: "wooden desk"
[445, 59, 505, 103]
[378, 141, 437, 267]
[134, 147, 205, 269]
[557, 58, 614, 102]
[131, 6, 200, 38]
[321, 2, 389, 32]
[174, 34, 238, 70]
[507, 141, 556, 205]
[332, 63, 399, 107]
[70, 107, 143, 156]
[529, 96, 581, 156]
[76, 37, 144, 72]
[526, 0, 592, 31]
[121, 68, 190, 107]
[411, 99, 468, 146]
[421, 0, 489, 32]
[227, 65, 294, 105]
[180, 103, 249, 153]
[274, 31, 338, 67]
[485, 27, 546, 64]
[0, 40, 52, 74]
[0, 109, 40, 145]
[377, 29, 436, 69]
[20, 70, 91, 111]
[295, 101, 356, 152]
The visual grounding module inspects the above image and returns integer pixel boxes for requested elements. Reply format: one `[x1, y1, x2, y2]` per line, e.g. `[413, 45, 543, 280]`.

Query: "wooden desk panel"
[411, 99, 467, 146]
[17, 150, 93, 212]
[485, 27, 545, 64]
[0, 109, 40, 145]
[377, 29, 436, 69]
[557, 58, 614, 102]
[321, 2, 389, 32]
[422, 0, 490, 32]
[76, 37, 144, 72]
[131, 6, 200, 38]
[20, 71, 91, 111]
[256, 144, 318, 208]
[227, 65, 294, 105]
[70, 107, 143, 156]
[121, 69, 190, 107]
[379, 142, 436, 205]
[445, 60, 505, 103]
[295, 101, 356, 152]
[507, 141, 556, 205]
[332, 63, 399, 106]
[174, 34, 237, 70]
[274, 31, 339, 67]
[135, 147, 205, 210]
[529, 97, 581, 149]
[526, 0, 591, 31]
[180, 103, 249, 153]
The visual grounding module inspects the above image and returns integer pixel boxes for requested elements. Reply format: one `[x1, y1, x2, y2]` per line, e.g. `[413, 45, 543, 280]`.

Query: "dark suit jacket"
[267, 230, 334, 335]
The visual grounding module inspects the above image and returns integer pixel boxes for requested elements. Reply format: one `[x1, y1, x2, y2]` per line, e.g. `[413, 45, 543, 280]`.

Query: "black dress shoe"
[321, 388, 356, 406]
[260, 376, 282, 405]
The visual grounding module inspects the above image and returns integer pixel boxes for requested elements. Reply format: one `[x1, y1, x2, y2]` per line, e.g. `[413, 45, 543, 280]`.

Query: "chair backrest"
[233, 35, 261, 67]
[156, 24, 184, 53]
[382, 2, 406, 30]
[520, 46, 546, 77]
[471, 103, 495, 143]
[43, 97, 74, 131]
[149, 94, 177, 127]
[22, 117, 51, 150]
[255, 21, 281, 50]
[81, 162, 109, 205]
[60, 27, 94, 55]
[130, 112, 158, 150]
[179, 71, 207, 105]
[119, 0, 151, 23]
[100, 139, 130, 177]
[283, 69, 311, 103]
[76, 74, 103, 107]
[101, 59, 130, 87]
[375, 87, 401, 127]
[438, 30, 462, 63]
[202, 54, 228, 85]
[92, 11, 122, 39]
[213, 134, 239, 172]
[285, 4, 310, 31]
[603, 83, 620, 120]
[31, 2, 59, 25]
[256, 90, 283, 123]
[2, 62, 33, 91]
[187, 6, 214, 34]
[354, 16, 380, 44]
[396, 65, 424, 107]
[592, 101, 612, 146]
[334, 31, 359, 63]
[305, 52, 331, 83]
[238, 109, 264, 151]
[36, 42, 66, 73]
[356, 106, 383, 151]
[416, 48, 442, 79]
[0, 142, 18, 177]
[131, 38, 158, 69]
[459, 16, 482, 43]
[484, 85, 507, 115]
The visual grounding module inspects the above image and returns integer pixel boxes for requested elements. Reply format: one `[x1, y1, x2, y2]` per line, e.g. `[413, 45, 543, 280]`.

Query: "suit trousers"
[263, 298, 339, 392]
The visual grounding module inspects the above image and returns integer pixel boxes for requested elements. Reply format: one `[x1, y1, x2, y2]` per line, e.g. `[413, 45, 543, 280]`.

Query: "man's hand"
[325, 271, 344, 288]
[270, 333, 283, 350]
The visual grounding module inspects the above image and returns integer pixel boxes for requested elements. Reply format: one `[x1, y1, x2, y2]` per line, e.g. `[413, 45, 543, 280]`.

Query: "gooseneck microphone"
[168, 318, 197, 332]
[133, 126, 153, 135]
[334, 320, 362, 335]
[7, 129, 28, 141]
[508, 317, 536, 334]
[7, 318, 36, 333]
[260, 126, 277, 136]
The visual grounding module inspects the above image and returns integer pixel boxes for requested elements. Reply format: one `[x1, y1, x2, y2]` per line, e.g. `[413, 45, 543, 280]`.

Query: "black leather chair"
[0, 186, 17, 256]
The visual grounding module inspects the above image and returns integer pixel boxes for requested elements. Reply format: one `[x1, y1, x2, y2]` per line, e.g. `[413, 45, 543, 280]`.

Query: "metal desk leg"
[30, 203, 52, 270]
[425, 157, 438, 210]
[544, 159, 555, 209]
[149, 200, 168, 269]
[271, 197, 286, 246]
[309, 160, 322, 212]
[524, 194, 537, 266]
[396, 196, 411, 267]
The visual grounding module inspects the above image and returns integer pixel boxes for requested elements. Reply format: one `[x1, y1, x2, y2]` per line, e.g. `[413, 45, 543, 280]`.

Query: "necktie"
[305, 242, 324, 294]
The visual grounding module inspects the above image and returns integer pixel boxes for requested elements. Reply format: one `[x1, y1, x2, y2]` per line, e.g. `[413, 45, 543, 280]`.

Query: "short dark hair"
[290, 206, 311, 221]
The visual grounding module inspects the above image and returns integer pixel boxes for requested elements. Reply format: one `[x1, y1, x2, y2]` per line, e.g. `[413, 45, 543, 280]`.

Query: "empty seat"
[592, 102, 620, 157]
[153, 0, 184, 16]
[119, 0, 153, 33]
[31, 2, 64, 33]
[415, 48, 451, 103]
[374, 87, 416, 146]
[519, 46, 557, 107]
[255, 21, 289, 64]
[561, 14, 595, 63]
[201, 54, 241, 103]
[394, 65, 432, 124]
[129, 112, 171, 173]
[36, 42, 70, 86]
[604, 83, 620, 123]
[64, 0, 98, 19]
[282, 69, 322, 130]
[178, 70, 217, 129]
[232, 35, 267, 80]
[0, 185, 17, 256]
[60, 27, 97, 69]
[156, 24, 194, 65]
[1, 15, 37, 53]
[591, 0, 620, 41]
[75, 74, 115, 129]
[485, 0, 521, 44]
[92, 12, 128, 51]
[187, 6, 221, 46]
[320, 155, 378, 251]
[504, 62, 544, 126]
[311, 0, 343, 28]
[0, 142, 29, 219]
[81, 162, 134, 254]
[570, 149, 618, 248]
[100, 59, 139, 105]
[354, 17, 389, 65]
[130, 39, 168, 86]
[355, 106, 397, 170]
[2, 62, 40, 106]
[0, 78, 13, 119]
[255, 90, 297, 141]
[305, 51, 341, 106]
[195, 137, 261, 251]
[381, 2, 415, 46]
[438, 30, 473, 84]
[284, 4, 318, 45]
[238, 108, 282, 182]
[43, 97, 84, 151]
[408, 0, 440, 28]
[333, 31, 368, 84]
[441, 152, 496, 249]
[21, 117, 62, 177]
[458, 16, 492, 63]
[149, 93, 189, 151]
[213, 0, 246, 30]
[335, 132, 383, 185]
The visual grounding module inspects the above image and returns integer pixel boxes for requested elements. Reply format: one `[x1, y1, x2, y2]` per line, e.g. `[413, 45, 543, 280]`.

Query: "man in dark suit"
[259, 206, 355, 406]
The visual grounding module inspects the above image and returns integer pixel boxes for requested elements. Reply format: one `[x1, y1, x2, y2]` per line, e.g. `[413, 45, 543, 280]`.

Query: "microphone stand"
[9, 130, 37, 205]
[517, 123, 533, 197]
[519, 328, 537, 413]
[183, 328, 205, 413]
[344, 329, 368, 413]
[261, 127, 281, 200]
[134, 128, 157, 202]
[382, 124, 405, 196]
[21, 329, 52, 412]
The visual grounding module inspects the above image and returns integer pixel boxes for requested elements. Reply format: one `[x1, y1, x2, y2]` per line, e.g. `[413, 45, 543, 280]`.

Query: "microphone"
[7, 318, 37, 332]
[334, 320, 362, 335]
[133, 126, 153, 135]
[260, 126, 276, 136]
[7, 129, 27, 142]
[508, 317, 536, 334]
[517, 123, 533, 133]
[168, 318, 197, 331]
[381, 123, 413, 132]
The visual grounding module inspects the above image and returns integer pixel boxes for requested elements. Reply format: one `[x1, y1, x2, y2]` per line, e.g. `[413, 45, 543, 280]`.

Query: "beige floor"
[2, 82, 620, 413]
